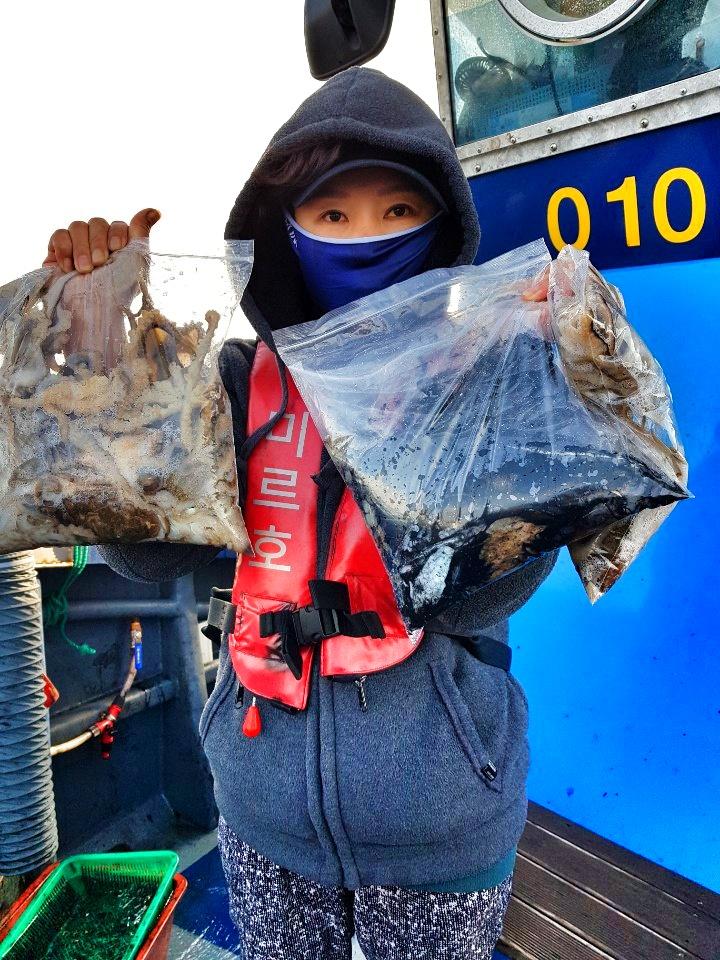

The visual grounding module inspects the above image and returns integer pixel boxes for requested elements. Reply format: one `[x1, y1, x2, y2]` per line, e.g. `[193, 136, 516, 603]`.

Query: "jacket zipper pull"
[242, 696, 262, 737]
[354, 675, 368, 712]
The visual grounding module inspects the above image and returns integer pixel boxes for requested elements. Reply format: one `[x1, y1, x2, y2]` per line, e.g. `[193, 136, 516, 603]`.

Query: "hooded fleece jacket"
[98, 67, 557, 890]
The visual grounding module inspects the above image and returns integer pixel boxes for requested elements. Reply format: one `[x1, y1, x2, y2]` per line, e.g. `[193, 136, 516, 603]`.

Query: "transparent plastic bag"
[0, 237, 253, 553]
[275, 240, 689, 630]
[549, 246, 689, 601]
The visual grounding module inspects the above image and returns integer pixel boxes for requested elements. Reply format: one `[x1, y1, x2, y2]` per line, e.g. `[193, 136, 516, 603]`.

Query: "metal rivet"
[681, 87, 687, 95]
[477, 147, 482, 154]
[441, 116, 447, 123]
[640, 118, 649, 128]
[631, 102, 638, 110]
[475, 164, 481, 172]
[546, 126, 553, 133]
[550, 143, 558, 152]
[433, 27, 439, 35]
[588, 115, 593, 122]
[437, 73, 443, 79]
[510, 136, 517, 144]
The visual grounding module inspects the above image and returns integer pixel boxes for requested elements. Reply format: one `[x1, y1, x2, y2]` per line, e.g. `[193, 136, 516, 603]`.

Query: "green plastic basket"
[0, 851, 179, 960]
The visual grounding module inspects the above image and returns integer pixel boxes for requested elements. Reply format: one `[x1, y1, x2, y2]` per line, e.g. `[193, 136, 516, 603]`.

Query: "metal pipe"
[0, 552, 58, 875]
[65, 599, 181, 622]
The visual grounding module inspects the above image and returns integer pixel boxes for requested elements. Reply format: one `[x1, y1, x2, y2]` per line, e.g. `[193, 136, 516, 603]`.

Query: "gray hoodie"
[98, 67, 556, 889]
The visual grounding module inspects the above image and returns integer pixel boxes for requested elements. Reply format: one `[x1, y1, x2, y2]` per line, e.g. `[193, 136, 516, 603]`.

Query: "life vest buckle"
[295, 604, 340, 645]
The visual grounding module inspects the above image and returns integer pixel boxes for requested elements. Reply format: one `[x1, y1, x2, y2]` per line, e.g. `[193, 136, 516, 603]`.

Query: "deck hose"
[0, 552, 58, 875]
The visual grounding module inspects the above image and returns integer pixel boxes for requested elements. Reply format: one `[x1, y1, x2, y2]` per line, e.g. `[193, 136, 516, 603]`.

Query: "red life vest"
[229, 342, 424, 712]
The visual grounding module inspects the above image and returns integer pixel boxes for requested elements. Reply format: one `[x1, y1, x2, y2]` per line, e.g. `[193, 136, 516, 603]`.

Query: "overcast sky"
[1, 1, 439, 290]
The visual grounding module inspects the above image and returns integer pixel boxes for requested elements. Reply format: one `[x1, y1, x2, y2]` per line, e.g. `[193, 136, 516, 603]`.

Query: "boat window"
[446, 0, 720, 147]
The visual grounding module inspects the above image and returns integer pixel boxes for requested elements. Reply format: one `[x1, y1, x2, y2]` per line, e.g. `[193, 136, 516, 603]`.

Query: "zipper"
[330, 672, 370, 712]
[316, 449, 371, 714]
[354, 675, 369, 712]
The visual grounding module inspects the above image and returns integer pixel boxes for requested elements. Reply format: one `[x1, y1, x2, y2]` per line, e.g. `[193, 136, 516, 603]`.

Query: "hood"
[224, 66, 480, 351]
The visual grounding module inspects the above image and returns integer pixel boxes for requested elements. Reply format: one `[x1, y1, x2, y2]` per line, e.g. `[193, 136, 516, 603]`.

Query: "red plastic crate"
[0, 865, 55, 941]
[137, 873, 188, 960]
[0, 863, 187, 960]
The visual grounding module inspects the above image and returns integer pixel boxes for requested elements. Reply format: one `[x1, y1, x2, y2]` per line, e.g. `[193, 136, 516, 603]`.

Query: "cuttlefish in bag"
[0, 238, 253, 553]
[275, 240, 690, 630]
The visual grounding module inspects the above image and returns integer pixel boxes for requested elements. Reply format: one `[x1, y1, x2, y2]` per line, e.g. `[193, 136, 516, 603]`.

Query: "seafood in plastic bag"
[549, 246, 689, 601]
[274, 240, 689, 630]
[0, 237, 253, 553]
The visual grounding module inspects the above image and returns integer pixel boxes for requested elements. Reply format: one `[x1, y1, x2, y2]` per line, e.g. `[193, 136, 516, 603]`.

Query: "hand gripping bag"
[274, 240, 689, 630]
[0, 237, 253, 553]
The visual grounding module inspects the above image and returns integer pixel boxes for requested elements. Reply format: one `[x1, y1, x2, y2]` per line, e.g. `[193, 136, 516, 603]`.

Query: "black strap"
[308, 579, 384, 638]
[259, 579, 385, 681]
[200, 583, 510, 682]
[259, 607, 386, 681]
[308, 578, 350, 611]
[473, 636, 512, 673]
[238, 352, 290, 464]
[258, 609, 304, 681]
[430, 632, 512, 673]
[201, 587, 237, 646]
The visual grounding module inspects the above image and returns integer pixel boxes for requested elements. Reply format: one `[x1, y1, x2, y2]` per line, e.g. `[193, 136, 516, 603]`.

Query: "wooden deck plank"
[512, 853, 700, 960]
[527, 802, 720, 923]
[519, 820, 720, 959]
[500, 895, 616, 960]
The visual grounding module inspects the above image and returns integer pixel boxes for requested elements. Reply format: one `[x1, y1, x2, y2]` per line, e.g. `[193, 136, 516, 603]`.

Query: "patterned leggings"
[217, 816, 513, 960]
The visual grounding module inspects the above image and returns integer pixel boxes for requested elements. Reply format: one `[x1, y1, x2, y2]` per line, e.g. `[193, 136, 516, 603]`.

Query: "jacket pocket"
[428, 658, 504, 793]
[199, 638, 236, 747]
[333, 638, 515, 847]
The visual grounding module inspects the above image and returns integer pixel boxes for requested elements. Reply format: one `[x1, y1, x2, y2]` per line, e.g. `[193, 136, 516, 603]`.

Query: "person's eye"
[386, 204, 415, 219]
[321, 210, 347, 223]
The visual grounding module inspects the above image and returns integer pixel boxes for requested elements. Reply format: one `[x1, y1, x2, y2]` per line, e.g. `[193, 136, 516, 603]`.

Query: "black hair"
[254, 140, 347, 209]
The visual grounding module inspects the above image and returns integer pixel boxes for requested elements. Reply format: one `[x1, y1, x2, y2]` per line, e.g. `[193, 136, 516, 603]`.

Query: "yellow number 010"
[546, 166, 707, 251]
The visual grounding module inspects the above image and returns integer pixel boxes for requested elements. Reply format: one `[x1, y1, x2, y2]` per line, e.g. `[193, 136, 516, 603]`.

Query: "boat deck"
[499, 802, 720, 960]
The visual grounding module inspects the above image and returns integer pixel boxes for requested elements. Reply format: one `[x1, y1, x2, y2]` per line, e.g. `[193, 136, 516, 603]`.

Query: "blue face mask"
[285, 212, 444, 315]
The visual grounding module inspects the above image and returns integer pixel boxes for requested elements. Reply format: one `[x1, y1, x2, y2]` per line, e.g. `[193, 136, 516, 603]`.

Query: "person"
[44, 67, 557, 960]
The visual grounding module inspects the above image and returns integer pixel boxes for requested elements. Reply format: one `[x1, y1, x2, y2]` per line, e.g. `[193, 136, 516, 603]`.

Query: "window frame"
[497, 0, 660, 45]
[431, 0, 720, 175]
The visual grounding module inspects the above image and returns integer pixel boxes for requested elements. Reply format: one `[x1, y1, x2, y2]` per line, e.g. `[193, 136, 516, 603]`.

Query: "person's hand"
[521, 264, 552, 339]
[42, 208, 161, 274]
[521, 264, 550, 303]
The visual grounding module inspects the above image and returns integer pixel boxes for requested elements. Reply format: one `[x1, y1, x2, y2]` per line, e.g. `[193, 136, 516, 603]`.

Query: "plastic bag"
[549, 246, 689, 601]
[0, 237, 253, 554]
[274, 240, 689, 630]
